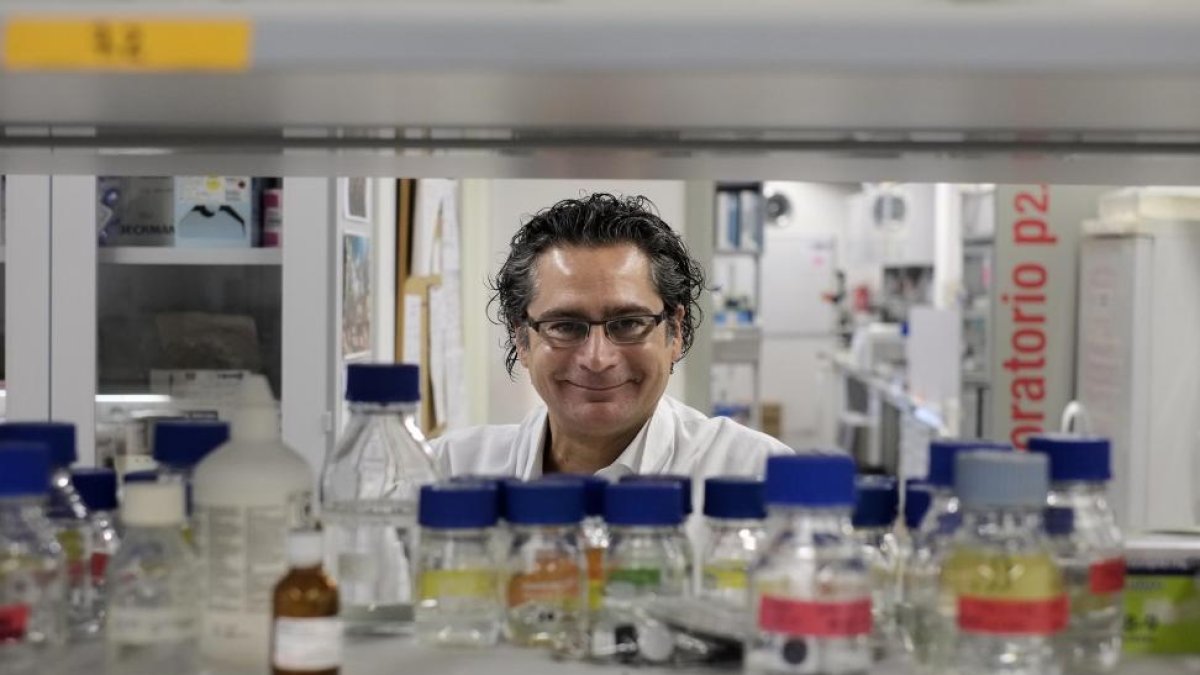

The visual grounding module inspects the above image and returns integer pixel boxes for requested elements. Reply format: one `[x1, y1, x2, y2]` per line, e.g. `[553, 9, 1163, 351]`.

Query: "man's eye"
[609, 318, 651, 337]
[544, 321, 586, 339]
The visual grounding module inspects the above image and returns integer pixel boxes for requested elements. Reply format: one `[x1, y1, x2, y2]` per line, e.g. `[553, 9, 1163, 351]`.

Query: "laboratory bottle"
[105, 481, 200, 675]
[414, 482, 502, 647]
[322, 363, 440, 634]
[943, 450, 1065, 675]
[272, 530, 341, 675]
[502, 479, 586, 647]
[851, 475, 899, 661]
[70, 467, 121, 636]
[542, 473, 610, 612]
[619, 474, 695, 591]
[699, 476, 766, 609]
[448, 474, 512, 565]
[193, 375, 314, 670]
[0, 442, 65, 675]
[747, 453, 871, 675]
[895, 479, 931, 654]
[152, 419, 229, 516]
[1030, 434, 1124, 672]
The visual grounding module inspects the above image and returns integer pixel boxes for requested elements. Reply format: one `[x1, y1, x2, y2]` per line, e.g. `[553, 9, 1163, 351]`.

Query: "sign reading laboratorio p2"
[990, 185, 1107, 450]
[3, 16, 251, 72]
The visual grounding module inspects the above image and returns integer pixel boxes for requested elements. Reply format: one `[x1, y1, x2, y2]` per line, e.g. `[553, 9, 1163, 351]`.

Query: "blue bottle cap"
[345, 363, 420, 404]
[0, 442, 51, 497]
[542, 474, 608, 517]
[123, 470, 159, 484]
[604, 482, 684, 526]
[448, 474, 511, 519]
[619, 474, 693, 515]
[927, 439, 1010, 488]
[956, 450, 1049, 509]
[1028, 434, 1111, 483]
[153, 420, 230, 469]
[1043, 506, 1075, 536]
[419, 482, 499, 529]
[71, 468, 118, 512]
[765, 452, 856, 508]
[903, 480, 933, 530]
[703, 477, 766, 520]
[504, 479, 585, 526]
[852, 475, 898, 528]
[0, 422, 76, 468]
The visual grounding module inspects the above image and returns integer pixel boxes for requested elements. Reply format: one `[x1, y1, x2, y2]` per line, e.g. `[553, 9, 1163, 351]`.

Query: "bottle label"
[90, 551, 110, 582]
[957, 595, 1069, 635]
[0, 604, 30, 641]
[57, 528, 88, 587]
[272, 617, 343, 671]
[757, 595, 872, 637]
[108, 606, 197, 645]
[703, 564, 748, 591]
[418, 569, 496, 600]
[1089, 558, 1126, 595]
[506, 554, 581, 608]
[585, 547, 604, 611]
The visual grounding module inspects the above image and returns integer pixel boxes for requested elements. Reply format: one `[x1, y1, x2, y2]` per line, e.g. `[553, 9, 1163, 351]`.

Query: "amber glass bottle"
[272, 530, 342, 675]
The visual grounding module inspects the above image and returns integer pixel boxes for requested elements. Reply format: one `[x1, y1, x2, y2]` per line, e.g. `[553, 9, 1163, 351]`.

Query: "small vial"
[502, 479, 586, 647]
[272, 530, 342, 675]
[591, 482, 689, 665]
[943, 450, 1065, 675]
[106, 482, 200, 675]
[152, 419, 229, 517]
[851, 475, 899, 661]
[0, 422, 92, 638]
[747, 453, 871, 675]
[699, 477, 766, 609]
[1031, 435, 1124, 672]
[70, 467, 122, 637]
[619, 474, 695, 591]
[0, 442, 66, 674]
[415, 482, 502, 647]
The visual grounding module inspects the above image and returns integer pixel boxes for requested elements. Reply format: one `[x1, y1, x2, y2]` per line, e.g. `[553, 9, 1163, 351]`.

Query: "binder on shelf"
[738, 189, 762, 252]
[716, 190, 739, 252]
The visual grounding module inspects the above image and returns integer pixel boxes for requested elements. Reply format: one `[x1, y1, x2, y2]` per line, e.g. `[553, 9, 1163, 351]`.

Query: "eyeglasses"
[526, 310, 669, 347]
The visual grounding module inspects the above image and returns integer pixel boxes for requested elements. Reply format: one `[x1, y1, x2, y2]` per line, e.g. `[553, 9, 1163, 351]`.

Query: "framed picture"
[342, 177, 371, 223]
[342, 233, 372, 359]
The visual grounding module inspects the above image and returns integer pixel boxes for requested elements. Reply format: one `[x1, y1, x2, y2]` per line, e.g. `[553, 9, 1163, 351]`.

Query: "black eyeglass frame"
[524, 309, 670, 346]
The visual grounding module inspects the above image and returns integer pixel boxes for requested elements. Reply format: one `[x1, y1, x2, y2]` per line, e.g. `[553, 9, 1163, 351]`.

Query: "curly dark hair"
[489, 193, 707, 378]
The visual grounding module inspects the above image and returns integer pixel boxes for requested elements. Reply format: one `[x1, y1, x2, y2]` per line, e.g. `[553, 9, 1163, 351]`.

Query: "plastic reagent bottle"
[747, 453, 871, 675]
[0, 442, 65, 674]
[272, 530, 341, 675]
[0, 422, 92, 637]
[503, 479, 586, 647]
[851, 475, 900, 661]
[942, 450, 1066, 675]
[415, 482, 502, 647]
[1030, 434, 1124, 672]
[322, 363, 440, 634]
[152, 419, 230, 516]
[70, 467, 122, 636]
[902, 439, 1008, 666]
[193, 375, 314, 670]
[105, 481, 200, 675]
[699, 477, 766, 609]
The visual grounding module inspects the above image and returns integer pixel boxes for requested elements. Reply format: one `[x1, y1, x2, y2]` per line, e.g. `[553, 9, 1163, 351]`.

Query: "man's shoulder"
[429, 423, 524, 476]
[659, 396, 793, 475]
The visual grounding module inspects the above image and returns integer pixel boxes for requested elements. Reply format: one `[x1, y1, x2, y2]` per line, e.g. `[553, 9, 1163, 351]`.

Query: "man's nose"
[577, 325, 619, 371]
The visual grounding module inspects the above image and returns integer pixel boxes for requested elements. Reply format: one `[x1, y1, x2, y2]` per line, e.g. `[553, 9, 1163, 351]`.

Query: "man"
[431, 193, 791, 484]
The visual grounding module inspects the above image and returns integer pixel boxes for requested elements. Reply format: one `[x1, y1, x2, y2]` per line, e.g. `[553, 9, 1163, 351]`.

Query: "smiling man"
[431, 193, 791, 482]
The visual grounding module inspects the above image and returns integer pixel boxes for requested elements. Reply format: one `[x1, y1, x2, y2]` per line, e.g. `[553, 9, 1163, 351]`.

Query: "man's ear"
[670, 305, 685, 361]
[515, 325, 531, 369]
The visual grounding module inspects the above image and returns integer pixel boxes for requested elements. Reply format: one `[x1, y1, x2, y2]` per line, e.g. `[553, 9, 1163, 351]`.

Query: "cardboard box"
[761, 401, 782, 439]
[173, 176, 257, 247]
[1124, 532, 1200, 655]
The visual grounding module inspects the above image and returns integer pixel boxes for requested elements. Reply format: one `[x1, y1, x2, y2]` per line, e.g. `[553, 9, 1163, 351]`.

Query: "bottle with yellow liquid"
[699, 477, 765, 609]
[940, 450, 1065, 675]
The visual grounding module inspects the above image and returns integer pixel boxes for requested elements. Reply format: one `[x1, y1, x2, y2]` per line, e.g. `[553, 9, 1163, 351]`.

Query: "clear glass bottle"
[272, 530, 341, 675]
[1031, 435, 1124, 672]
[106, 481, 200, 675]
[70, 467, 122, 637]
[321, 363, 441, 634]
[895, 479, 931, 654]
[0, 442, 65, 675]
[589, 481, 690, 665]
[414, 482, 501, 647]
[544, 474, 609, 613]
[901, 439, 1007, 667]
[0, 422, 92, 638]
[619, 474, 695, 590]
[152, 419, 229, 519]
[942, 450, 1065, 675]
[699, 477, 766, 609]
[851, 475, 899, 661]
[747, 453, 871, 675]
[502, 479, 586, 647]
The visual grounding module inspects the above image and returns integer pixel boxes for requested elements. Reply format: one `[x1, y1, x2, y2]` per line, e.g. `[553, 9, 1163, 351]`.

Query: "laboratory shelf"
[97, 247, 282, 266]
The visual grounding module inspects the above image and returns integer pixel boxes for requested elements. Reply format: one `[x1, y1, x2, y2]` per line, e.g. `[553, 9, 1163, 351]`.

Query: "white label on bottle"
[108, 606, 196, 645]
[272, 617, 343, 671]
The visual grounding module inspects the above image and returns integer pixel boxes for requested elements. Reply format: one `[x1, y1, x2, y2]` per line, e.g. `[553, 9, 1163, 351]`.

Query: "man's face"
[517, 244, 683, 439]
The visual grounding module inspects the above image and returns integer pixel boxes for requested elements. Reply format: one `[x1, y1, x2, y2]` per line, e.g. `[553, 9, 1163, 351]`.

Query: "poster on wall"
[342, 233, 372, 359]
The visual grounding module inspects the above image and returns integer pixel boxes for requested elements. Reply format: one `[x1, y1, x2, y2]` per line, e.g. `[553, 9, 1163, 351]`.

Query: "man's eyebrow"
[531, 304, 658, 320]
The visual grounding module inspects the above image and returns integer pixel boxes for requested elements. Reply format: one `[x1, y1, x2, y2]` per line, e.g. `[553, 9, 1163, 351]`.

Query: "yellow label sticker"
[4, 16, 251, 72]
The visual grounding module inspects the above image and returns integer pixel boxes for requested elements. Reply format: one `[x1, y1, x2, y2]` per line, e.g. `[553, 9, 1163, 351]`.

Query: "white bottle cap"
[122, 482, 186, 527]
[287, 529, 324, 567]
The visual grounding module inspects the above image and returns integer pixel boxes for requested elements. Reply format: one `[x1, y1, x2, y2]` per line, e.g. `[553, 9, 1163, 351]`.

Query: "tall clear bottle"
[0, 422, 92, 637]
[942, 450, 1066, 675]
[851, 475, 899, 661]
[0, 442, 65, 675]
[1030, 435, 1124, 672]
[747, 453, 871, 675]
[699, 477, 766, 609]
[322, 363, 440, 634]
[105, 482, 200, 675]
[71, 467, 122, 636]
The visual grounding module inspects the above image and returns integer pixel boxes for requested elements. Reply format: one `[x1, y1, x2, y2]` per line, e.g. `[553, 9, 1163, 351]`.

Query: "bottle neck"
[960, 504, 1045, 537]
[610, 524, 683, 537]
[510, 523, 579, 536]
[707, 516, 766, 532]
[1049, 480, 1109, 504]
[767, 504, 853, 532]
[348, 401, 419, 416]
[231, 405, 280, 442]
